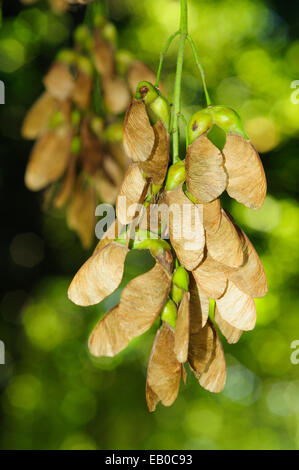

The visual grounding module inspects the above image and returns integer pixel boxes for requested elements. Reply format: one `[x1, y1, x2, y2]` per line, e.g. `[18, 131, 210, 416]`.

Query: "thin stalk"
[187, 34, 211, 106]
[155, 30, 180, 87]
[172, 0, 188, 163]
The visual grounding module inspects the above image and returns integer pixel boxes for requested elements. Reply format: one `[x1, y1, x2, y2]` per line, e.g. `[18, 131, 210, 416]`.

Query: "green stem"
[155, 30, 180, 87]
[172, 0, 188, 164]
[187, 35, 211, 106]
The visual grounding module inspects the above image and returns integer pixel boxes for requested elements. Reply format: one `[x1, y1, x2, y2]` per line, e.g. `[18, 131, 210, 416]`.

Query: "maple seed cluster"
[22, 17, 156, 248]
[68, 79, 268, 411]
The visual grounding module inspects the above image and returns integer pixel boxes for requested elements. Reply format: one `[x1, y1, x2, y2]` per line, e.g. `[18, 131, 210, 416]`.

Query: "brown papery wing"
[223, 132, 267, 210]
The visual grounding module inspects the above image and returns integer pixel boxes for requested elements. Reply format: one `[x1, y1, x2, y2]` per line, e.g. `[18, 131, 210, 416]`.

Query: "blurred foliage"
[0, 0, 299, 450]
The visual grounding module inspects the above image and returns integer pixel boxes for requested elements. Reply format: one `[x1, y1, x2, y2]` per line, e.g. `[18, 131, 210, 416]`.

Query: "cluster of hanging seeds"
[67, 0, 268, 411]
[22, 14, 157, 248]
[21, 0, 94, 14]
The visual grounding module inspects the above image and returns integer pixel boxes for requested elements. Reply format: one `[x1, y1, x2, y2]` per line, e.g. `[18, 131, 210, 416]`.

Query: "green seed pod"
[102, 22, 118, 46]
[165, 161, 186, 191]
[211, 105, 247, 136]
[161, 298, 177, 329]
[76, 55, 93, 77]
[56, 49, 77, 66]
[71, 136, 81, 155]
[74, 25, 92, 47]
[173, 266, 189, 291]
[135, 81, 170, 128]
[71, 110, 82, 128]
[116, 50, 134, 75]
[188, 109, 213, 144]
[48, 110, 64, 129]
[90, 116, 104, 137]
[171, 283, 183, 304]
[103, 122, 123, 142]
[149, 95, 170, 128]
[135, 81, 159, 105]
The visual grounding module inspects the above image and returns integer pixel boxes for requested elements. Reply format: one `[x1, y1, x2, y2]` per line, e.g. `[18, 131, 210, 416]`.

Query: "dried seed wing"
[88, 306, 131, 358]
[198, 321, 226, 393]
[54, 156, 76, 208]
[72, 71, 93, 110]
[186, 134, 227, 203]
[68, 241, 128, 306]
[188, 319, 216, 377]
[206, 209, 244, 268]
[93, 31, 114, 78]
[94, 170, 118, 205]
[167, 185, 205, 271]
[140, 120, 169, 185]
[189, 275, 210, 330]
[214, 306, 243, 344]
[43, 62, 74, 101]
[116, 163, 149, 224]
[203, 198, 222, 234]
[216, 280, 256, 331]
[25, 130, 71, 191]
[192, 255, 228, 299]
[223, 133, 267, 210]
[66, 181, 96, 249]
[89, 263, 171, 357]
[228, 231, 268, 298]
[117, 263, 171, 337]
[147, 323, 181, 407]
[123, 99, 155, 162]
[146, 381, 160, 412]
[22, 92, 58, 139]
[174, 292, 190, 363]
[102, 77, 130, 115]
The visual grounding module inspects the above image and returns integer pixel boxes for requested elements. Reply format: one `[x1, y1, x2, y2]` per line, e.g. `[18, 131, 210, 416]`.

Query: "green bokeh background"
[0, 0, 299, 450]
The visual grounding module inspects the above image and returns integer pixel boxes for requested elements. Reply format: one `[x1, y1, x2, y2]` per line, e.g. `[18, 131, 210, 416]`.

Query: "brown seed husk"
[216, 280, 256, 331]
[192, 255, 228, 299]
[228, 231, 268, 298]
[186, 133, 227, 203]
[127, 61, 157, 94]
[72, 71, 93, 110]
[93, 31, 114, 79]
[223, 132, 267, 210]
[43, 62, 75, 101]
[166, 184, 205, 271]
[206, 209, 244, 268]
[214, 306, 243, 344]
[203, 199, 222, 234]
[146, 322, 181, 409]
[102, 77, 130, 115]
[174, 292, 190, 363]
[123, 99, 155, 162]
[189, 275, 210, 329]
[25, 130, 71, 191]
[22, 92, 58, 139]
[89, 263, 171, 357]
[116, 163, 149, 224]
[66, 181, 96, 249]
[140, 120, 169, 185]
[68, 241, 128, 306]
